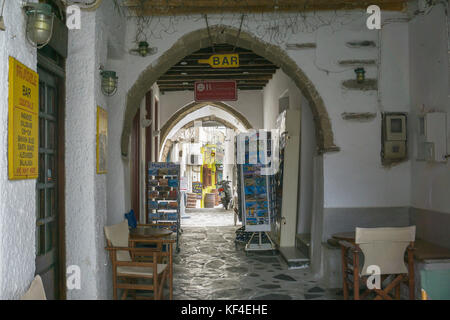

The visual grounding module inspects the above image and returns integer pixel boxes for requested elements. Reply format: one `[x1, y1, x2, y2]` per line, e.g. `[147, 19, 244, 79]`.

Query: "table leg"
[340, 245, 349, 300]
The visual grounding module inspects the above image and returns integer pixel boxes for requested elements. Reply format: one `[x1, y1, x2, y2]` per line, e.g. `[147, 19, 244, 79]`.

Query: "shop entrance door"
[271, 109, 301, 248]
[36, 67, 62, 300]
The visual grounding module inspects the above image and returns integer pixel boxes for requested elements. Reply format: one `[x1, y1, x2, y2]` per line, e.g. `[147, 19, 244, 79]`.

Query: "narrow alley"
[173, 209, 339, 300]
[0, 0, 449, 303]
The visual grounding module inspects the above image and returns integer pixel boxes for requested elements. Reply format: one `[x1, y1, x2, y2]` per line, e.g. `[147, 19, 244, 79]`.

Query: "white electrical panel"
[186, 154, 202, 165]
[382, 113, 407, 162]
[417, 112, 447, 162]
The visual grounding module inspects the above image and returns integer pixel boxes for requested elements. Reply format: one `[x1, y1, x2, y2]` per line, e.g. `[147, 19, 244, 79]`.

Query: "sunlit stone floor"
[172, 210, 341, 300]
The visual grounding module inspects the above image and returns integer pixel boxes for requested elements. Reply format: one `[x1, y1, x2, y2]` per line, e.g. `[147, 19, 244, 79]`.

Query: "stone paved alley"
[172, 210, 341, 300]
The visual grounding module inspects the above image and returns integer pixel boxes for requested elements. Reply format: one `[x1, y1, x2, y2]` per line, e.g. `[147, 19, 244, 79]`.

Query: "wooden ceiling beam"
[164, 70, 277, 76]
[160, 86, 264, 93]
[158, 75, 273, 81]
[169, 64, 278, 69]
[122, 0, 407, 15]
[179, 56, 269, 62]
[157, 80, 268, 86]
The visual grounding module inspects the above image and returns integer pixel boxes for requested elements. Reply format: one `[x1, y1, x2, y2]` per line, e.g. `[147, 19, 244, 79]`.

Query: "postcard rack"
[147, 162, 181, 252]
[235, 131, 277, 252]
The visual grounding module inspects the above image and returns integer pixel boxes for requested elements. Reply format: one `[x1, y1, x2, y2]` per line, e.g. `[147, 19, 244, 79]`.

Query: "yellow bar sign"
[8, 57, 39, 180]
[198, 53, 240, 68]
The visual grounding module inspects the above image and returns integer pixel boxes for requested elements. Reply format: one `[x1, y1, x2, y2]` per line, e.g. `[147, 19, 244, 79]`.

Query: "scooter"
[217, 178, 232, 210]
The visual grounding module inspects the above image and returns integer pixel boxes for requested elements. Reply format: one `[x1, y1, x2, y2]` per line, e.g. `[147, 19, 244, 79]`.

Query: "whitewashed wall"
[65, 2, 126, 299]
[0, 0, 38, 299]
[409, 5, 449, 214]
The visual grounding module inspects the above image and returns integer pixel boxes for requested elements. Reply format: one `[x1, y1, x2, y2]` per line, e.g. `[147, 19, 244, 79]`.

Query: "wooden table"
[332, 232, 355, 243]
[332, 232, 450, 261]
[130, 226, 173, 240]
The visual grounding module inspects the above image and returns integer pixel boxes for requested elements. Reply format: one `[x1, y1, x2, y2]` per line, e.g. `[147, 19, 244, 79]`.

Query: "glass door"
[36, 67, 59, 300]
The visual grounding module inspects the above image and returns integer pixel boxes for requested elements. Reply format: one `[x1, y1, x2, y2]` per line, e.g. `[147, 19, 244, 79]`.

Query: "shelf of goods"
[147, 162, 181, 252]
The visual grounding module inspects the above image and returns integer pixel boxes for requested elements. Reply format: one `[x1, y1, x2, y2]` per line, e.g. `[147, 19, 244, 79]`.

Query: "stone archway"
[121, 25, 339, 157]
[160, 101, 252, 151]
[160, 114, 240, 162]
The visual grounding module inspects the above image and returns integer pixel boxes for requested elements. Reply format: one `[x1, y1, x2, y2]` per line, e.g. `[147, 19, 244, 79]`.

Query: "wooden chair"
[340, 226, 416, 300]
[104, 220, 174, 300]
[21, 275, 47, 300]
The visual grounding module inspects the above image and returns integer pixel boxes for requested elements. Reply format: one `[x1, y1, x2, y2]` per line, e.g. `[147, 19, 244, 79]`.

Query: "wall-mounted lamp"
[355, 67, 366, 83]
[0, 0, 6, 31]
[142, 118, 152, 128]
[129, 41, 158, 57]
[23, 2, 54, 48]
[100, 67, 118, 96]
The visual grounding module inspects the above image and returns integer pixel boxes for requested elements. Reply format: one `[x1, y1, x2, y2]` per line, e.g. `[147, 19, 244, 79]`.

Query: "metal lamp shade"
[355, 68, 366, 83]
[101, 71, 118, 96]
[25, 3, 54, 48]
[138, 42, 149, 57]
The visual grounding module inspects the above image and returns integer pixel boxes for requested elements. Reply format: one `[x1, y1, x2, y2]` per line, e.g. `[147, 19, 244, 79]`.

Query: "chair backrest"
[104, 220, 131, 262]
[356, 226, 415, 276]
[21, 275, 47, 300]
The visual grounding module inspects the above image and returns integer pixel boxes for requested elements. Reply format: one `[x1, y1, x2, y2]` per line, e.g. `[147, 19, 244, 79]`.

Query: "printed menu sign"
[8, 57, 39, 180]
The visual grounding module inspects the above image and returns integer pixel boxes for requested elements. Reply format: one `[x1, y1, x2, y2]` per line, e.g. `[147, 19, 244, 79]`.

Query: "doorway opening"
[36, 48, 66, 300]
[160, 103, 250, 228]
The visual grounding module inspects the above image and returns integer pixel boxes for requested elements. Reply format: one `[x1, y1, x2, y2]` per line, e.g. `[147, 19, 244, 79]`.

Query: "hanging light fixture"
[129, 41, 158, 57]
[100, 69, 118, 96]
[355, 67, 366, 83]
[23, 3, 54, 49]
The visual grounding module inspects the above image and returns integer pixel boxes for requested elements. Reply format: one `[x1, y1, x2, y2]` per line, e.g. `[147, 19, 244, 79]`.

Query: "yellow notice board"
[8, 57, 39, 180]
[97, 106, 108, 174]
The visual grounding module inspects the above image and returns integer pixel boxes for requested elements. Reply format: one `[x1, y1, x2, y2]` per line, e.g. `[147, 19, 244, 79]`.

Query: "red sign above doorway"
[194, 81, 237, 101]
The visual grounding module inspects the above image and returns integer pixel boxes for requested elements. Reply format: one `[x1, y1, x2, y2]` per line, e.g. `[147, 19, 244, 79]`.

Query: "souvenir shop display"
[235, 131, 277, 252]
[147, 162, 181, 252]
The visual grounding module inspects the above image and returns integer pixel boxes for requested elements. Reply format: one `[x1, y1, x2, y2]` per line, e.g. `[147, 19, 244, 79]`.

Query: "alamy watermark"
[366, 265, 381, 290]
[236, 129, 280, 176]
[66, 265, 81, 290]
[66, 5, 81, 30]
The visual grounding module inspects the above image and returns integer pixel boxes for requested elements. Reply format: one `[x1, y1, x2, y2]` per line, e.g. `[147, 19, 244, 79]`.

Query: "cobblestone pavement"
[181, 208, 238, 227]
[172, 210, 341, 300]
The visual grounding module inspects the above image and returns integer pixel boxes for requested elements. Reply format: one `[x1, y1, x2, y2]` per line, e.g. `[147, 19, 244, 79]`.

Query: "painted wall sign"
[198, 53, 239, 68]
[194, 81, 237, 101]
[8, 57, 39, 180]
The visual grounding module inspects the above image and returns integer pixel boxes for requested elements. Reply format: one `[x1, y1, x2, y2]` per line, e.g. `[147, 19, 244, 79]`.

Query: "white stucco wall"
[0, 0, 38, 299]
[65, 2, 125, 299]
[316, 16, 411, 209]
[409, 5, 450, 214]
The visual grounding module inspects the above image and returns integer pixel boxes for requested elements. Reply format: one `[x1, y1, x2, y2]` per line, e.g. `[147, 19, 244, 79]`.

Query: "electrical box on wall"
[417, 112, 448, 163]
[382, 113, 408, 165]
[187, 154, 202, 165]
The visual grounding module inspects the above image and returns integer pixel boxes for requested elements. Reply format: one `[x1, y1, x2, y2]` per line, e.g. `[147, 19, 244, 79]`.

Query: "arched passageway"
[120, 25, 339, 158]
[159, 102, 253, 162]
